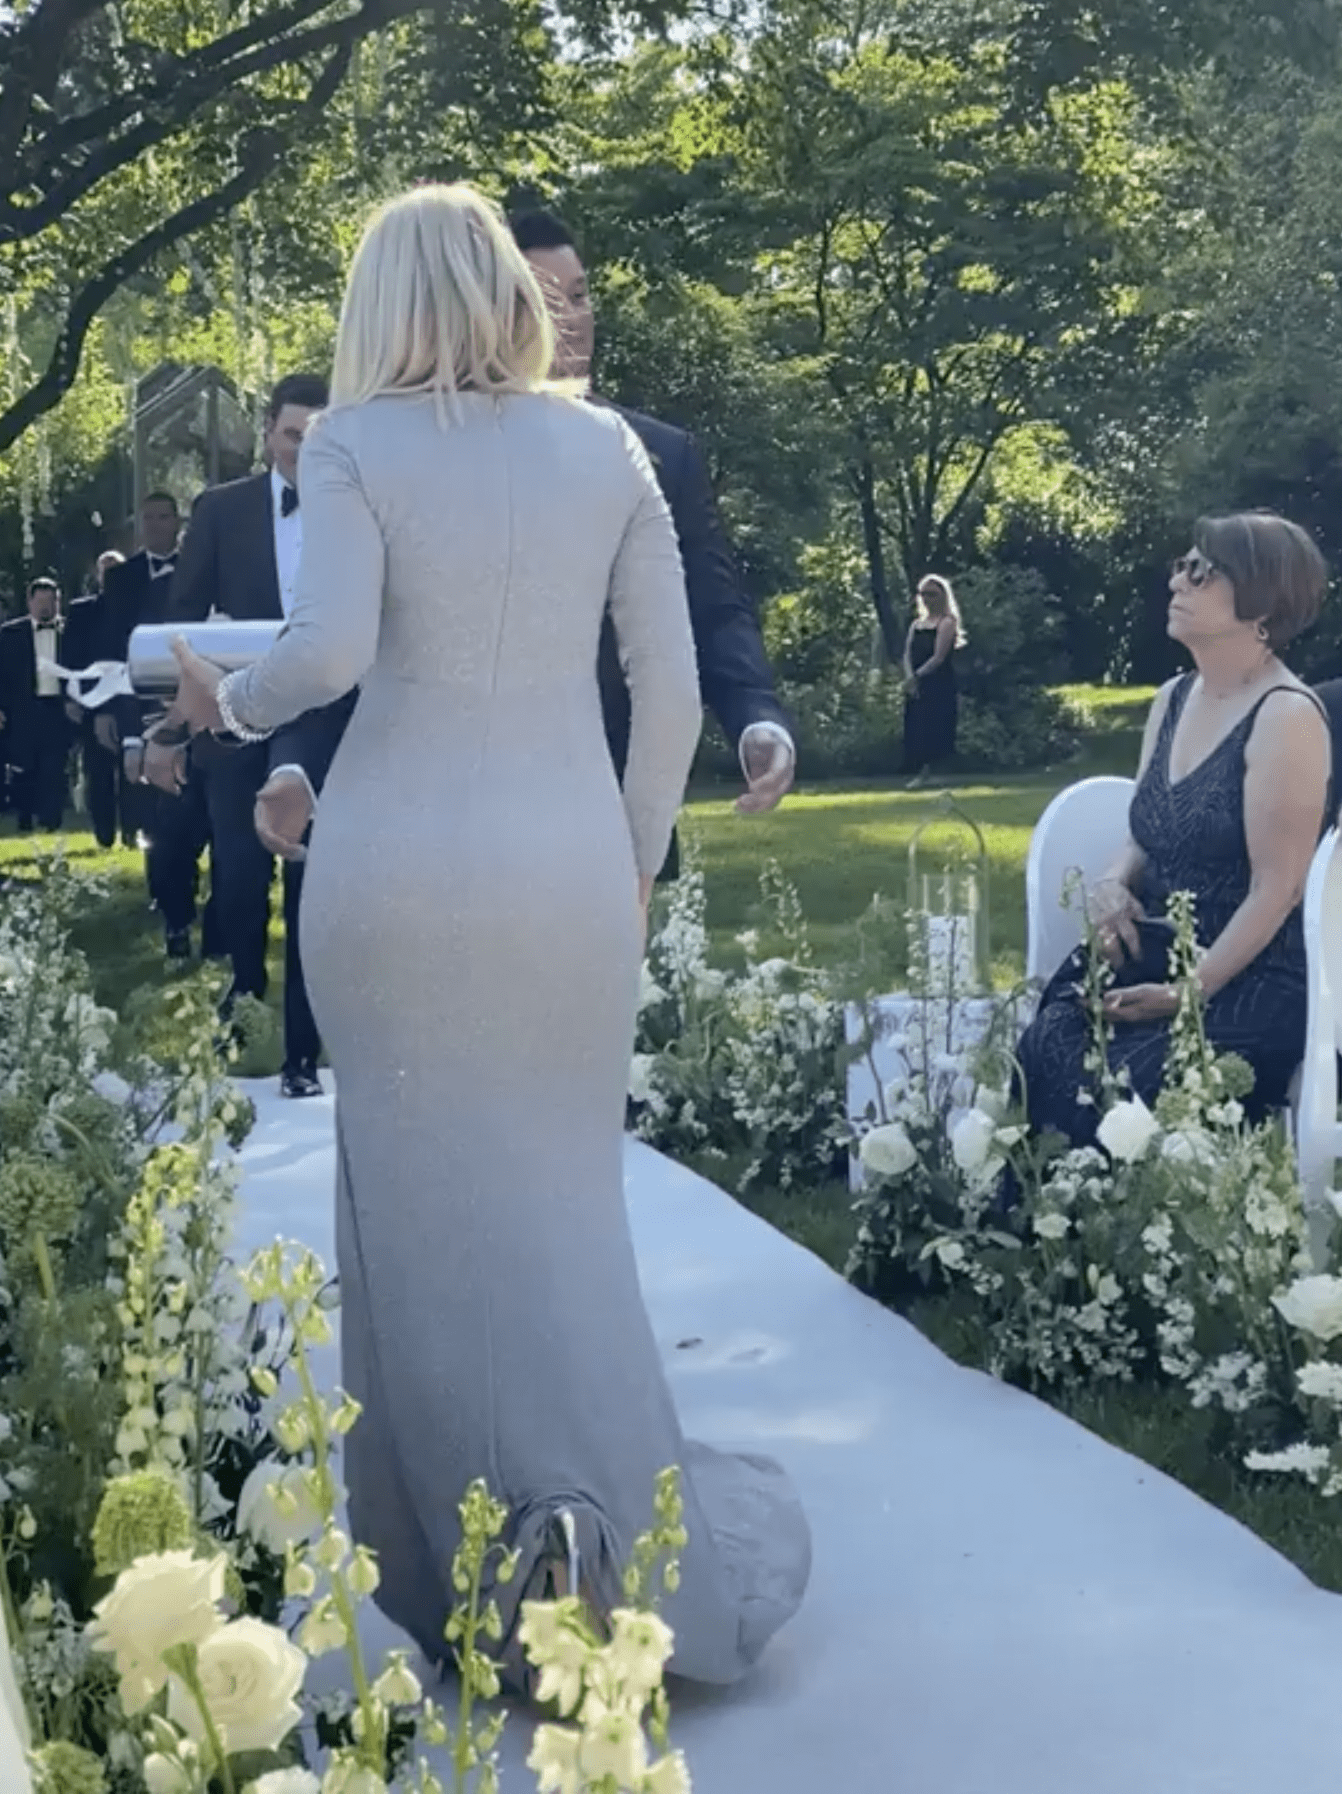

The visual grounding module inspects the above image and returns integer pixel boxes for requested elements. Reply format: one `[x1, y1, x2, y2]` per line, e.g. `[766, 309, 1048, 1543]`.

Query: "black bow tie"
[280, 485, 299, 518]
[148, 554, 176, 578]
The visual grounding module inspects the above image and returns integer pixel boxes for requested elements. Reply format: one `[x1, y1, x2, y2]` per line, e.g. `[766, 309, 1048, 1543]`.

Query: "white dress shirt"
[270, 467, 302, 618]
[31, 621, 61, 697]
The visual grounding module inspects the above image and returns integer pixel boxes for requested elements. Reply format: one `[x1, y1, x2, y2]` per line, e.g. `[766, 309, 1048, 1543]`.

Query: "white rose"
[1273, 1275, 1342, 1344]
[88, 1551, 226, 1712]
[1096, 1095, 1159, 1163]
[1034, 1211, 1070, 1241]
[247, 1774, 322, 1794]
[627, 1055, 656, 1105]
[638, 964, 667, 1009]
[950, 1108, 997, 1173]
[858, 1122, 917, 1180]
[237, 1460, 322, 1555]
[169, 1616, 306, 1755]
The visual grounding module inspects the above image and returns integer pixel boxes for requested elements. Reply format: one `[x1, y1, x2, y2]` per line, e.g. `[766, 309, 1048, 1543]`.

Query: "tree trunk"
[855, 454, 903, 661]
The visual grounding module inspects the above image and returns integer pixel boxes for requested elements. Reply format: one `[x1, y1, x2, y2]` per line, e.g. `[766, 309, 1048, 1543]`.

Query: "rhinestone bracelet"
[215, 672, 273, 744]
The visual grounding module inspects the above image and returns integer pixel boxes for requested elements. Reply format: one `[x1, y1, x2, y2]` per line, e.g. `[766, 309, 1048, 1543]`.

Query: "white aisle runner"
[232, 1082, 1342, 1794]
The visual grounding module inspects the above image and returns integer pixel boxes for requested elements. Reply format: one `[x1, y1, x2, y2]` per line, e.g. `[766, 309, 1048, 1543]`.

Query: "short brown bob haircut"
[1193, 510, 1328, 652]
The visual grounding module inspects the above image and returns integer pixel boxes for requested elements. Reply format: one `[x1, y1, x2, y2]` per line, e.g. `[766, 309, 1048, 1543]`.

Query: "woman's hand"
[166, 636, 226, 734]
[1086, 876, 1145, 964]
[1102, 982, 1179, 1024]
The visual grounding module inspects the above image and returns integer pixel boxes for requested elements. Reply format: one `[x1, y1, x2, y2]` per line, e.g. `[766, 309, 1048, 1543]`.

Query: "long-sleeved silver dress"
[225, 390, 811, 1682]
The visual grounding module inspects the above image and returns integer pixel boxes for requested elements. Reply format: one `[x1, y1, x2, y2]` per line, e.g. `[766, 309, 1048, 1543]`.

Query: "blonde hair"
[330, 183, 557, 409]
[916, 574, 966, 648]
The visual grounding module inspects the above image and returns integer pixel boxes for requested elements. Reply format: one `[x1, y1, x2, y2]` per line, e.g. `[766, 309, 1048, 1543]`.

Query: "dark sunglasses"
[1171, 551, 1224, 588]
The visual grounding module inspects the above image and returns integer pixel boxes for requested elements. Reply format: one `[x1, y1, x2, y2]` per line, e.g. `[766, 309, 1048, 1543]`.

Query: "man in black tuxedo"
[512, 209, 796, 840]
[0, 578, 73, 832]
[102, 493, 221, 958]
[64, 549, 125, 848]
[166, 373, 329, 1064]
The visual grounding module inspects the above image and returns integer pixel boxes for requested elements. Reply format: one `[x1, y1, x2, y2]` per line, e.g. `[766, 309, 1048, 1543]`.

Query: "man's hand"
[93, 713, 119, 755]
[142, 739, 187, 795]
[736, 723, 795, 816]
[64, 699, 83, 726]
[255, 769, 314, 861]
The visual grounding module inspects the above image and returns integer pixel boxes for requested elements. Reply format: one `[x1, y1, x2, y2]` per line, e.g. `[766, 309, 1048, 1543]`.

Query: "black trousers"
[196, 740, 274, 999]
[141, 770, 218, 941]
[282, 857, 321, 1071]
[79, 725, 119, 849]
[12, 698, 71, 830]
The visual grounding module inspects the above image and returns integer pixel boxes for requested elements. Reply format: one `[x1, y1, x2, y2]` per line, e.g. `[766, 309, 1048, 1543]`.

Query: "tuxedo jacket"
[0, 616, 68, 766]
[169, 473, 285, 624]
[101, 550, 180, 737]
[599, 404, 788, 773]
[269, 402, 789, 805]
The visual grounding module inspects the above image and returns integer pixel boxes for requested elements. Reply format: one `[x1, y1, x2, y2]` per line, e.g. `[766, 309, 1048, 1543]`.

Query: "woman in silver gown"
[172, 184, 810, 1689]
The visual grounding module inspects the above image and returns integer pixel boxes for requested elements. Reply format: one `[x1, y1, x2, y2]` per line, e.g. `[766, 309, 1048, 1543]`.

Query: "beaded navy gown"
[1019, 676, 1325, 1145]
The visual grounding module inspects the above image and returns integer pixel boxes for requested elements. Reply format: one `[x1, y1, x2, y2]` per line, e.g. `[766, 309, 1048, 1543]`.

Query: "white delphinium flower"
[371, 1651, 422, 1707]
[949, 1108, 997, 1173]
[974, 1083, 1009, 1121]
[604, 1609, 675, 1701]
[1096, 1095, 1159, 1163]
[1273, 1275, 1342, 1343]
[578, 1701, 649, 1787]
[529, 1722, 583, 1794]
[858, 1122, 917, 1180]
[168, 1615, 306, 1756]
[87, 1551, 225, 1712]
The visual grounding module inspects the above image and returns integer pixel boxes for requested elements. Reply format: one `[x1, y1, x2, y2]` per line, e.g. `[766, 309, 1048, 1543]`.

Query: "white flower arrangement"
[633, 857, 847, 1193]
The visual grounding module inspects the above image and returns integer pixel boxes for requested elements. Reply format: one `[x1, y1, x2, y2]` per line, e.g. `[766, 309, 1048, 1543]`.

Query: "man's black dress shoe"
[281, 1064, 323, 1100]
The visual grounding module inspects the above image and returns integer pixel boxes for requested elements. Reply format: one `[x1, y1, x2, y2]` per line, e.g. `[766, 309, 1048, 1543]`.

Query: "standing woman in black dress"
[902, 573, 963, 787]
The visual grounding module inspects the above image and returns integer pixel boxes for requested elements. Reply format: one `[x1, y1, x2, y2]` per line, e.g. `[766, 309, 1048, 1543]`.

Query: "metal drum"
[126, 620, 285, 696]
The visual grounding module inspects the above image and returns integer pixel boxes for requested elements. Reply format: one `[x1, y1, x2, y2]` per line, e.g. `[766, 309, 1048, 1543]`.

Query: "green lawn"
[16, 685, 1335, 1588]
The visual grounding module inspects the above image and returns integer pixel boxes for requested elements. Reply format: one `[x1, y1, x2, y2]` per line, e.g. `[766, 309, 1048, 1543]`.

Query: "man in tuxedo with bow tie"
[511, 209, 797, 845]
[100, 492, 219, 956]
[167, 374, 329, 1074]
[0, 577, 73, 833]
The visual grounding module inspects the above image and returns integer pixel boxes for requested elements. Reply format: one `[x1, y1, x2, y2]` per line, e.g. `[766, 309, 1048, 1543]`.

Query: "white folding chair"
[1294, 828, 1342, 1258]
[1025, 776, 1136, 982]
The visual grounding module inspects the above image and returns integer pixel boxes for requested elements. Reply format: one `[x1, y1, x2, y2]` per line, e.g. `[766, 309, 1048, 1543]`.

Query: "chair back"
[1295, 828, 1342, 1217]
[1025, 776, 1136, 981]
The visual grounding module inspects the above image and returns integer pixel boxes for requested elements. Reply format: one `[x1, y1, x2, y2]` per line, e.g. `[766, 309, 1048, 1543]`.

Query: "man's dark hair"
[508, 210, 577, 256]
[142, 490, 179, 512]
[27, 576, 59, 596]
[266, 373, 329, 421]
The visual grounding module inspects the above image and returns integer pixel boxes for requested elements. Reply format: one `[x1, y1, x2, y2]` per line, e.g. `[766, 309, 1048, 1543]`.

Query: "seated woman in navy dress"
[1020, 511, 1332, 1145]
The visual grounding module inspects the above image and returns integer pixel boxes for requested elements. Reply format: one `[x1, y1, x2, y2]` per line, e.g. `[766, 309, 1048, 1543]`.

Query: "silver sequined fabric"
[231, 390, 811, 1681]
